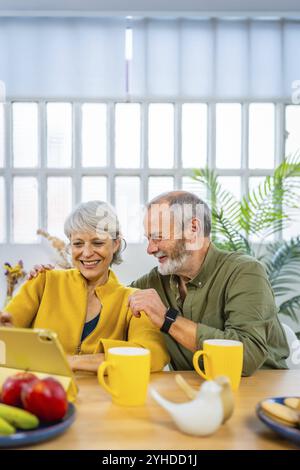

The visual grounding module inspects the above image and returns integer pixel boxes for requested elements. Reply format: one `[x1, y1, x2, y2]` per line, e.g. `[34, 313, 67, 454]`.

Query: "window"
[115, 103, 141, 168]
[13, 102, 38, 168]
[115, 176, 141, 242]
[148, 104, 174, 169]
[13, 177, 38, 243]
[249, 103, 275, 169]
[182, 103, 207, 168]
[47, 103, 72, 168]
[148, 177, 174, 201]
[47, 177, 72, 239]
[82, 104, 107, 167]
[81, 177, 107, 203]
[0, 100, 297, 244]
[216, 103, 241, 169]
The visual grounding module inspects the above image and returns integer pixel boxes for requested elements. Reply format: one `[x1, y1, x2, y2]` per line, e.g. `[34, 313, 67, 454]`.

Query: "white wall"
[0, 242, 156, 308]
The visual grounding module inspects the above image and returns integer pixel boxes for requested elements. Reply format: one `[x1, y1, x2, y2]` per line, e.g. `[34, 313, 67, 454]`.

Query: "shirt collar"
[169, 242, 221, 289]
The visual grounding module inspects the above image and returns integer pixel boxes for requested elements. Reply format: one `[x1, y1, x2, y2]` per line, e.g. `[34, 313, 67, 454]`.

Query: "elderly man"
[128, 191, 289, 375]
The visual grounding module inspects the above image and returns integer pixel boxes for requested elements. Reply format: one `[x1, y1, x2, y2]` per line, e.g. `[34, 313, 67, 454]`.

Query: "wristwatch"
[160, 307, 179, 334]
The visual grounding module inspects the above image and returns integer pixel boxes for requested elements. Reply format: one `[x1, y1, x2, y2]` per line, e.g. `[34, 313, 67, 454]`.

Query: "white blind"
[130, 18, 300, 99]
[0, 18, 126, 98]
[1, 17, 300, 99]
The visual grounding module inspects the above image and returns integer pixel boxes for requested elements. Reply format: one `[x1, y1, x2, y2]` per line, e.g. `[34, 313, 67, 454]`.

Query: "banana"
[0, 416, 16, 435]
[0, 404, 39, 430]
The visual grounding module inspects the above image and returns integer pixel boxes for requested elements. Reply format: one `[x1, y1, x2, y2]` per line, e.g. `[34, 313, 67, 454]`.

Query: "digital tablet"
[0, 327, 78, 401]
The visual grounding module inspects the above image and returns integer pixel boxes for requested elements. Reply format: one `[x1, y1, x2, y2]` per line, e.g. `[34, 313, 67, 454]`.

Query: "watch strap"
[160, 308, 179, 334]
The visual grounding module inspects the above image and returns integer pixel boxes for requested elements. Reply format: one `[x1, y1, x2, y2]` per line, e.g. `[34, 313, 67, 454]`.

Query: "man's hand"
[0, 311, 13, 327]
[128, 289, 167, 329]
[27, 264, 55, 280]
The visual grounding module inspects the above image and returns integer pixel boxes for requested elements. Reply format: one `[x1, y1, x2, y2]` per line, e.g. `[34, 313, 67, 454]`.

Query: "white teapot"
[150, 380, 224, 436]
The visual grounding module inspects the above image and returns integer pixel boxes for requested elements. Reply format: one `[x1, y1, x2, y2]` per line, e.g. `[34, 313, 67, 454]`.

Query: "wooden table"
[25, 370, 300, 450]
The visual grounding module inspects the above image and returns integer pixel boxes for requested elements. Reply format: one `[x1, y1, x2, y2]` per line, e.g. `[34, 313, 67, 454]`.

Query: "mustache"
[154, 251, 168, 258]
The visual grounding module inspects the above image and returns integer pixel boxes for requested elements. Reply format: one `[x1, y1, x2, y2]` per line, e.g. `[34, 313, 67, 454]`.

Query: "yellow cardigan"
[5, 269, 169, 372]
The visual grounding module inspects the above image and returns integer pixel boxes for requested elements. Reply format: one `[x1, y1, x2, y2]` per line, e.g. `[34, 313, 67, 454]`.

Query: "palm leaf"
[240, 158, 300, 236]
[279, 295, 300, 323]
[192, 154, 300, 324]
[260, 237, 300, 302]
[193, 168, 247, 251]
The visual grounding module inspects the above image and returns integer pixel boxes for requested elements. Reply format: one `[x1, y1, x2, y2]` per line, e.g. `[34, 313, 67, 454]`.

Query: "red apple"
[1, 372, 38, 407]
[21, 377, 68, 422]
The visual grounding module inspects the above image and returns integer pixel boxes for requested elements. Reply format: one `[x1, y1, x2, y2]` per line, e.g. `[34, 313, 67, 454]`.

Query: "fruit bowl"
[0, 402, 75, 448]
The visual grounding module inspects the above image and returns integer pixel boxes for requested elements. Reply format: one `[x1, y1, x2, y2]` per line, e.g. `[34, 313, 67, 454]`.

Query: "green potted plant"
[192, 155, 300, 328]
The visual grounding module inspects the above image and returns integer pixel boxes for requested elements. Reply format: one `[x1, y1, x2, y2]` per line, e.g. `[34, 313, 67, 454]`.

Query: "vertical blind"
[0, 17, 299, 99]
[130, 18, 300, 99]
[0, 18, 126, 98]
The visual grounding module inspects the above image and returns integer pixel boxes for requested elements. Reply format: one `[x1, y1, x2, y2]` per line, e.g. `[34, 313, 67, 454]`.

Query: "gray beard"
[157, 252, 190, 276]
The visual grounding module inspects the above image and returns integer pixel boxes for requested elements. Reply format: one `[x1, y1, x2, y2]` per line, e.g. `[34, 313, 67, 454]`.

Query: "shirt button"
[198, 281, 202, 287]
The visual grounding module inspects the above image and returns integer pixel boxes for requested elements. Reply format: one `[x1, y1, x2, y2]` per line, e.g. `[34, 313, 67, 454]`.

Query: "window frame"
[0, 98, 288, 244]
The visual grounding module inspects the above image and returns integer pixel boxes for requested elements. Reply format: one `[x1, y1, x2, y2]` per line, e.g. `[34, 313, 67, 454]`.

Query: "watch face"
[167, 308, 178, 321]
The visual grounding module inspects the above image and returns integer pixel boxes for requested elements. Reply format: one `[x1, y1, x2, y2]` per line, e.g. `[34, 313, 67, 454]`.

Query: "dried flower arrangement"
[37, 229, 72, 269]
[3, 260, 26, 307]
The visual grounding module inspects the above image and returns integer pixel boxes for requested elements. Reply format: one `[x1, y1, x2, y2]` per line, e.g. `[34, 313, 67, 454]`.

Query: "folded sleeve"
[5, 273, 46, 327]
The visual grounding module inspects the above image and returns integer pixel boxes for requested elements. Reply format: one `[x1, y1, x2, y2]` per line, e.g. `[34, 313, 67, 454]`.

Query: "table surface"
[24, 369, 300, 450]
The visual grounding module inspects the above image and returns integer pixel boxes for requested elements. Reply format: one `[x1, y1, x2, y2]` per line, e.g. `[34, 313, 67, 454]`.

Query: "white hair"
[147, 191, 211, 238]
[64, 200, 124, 265]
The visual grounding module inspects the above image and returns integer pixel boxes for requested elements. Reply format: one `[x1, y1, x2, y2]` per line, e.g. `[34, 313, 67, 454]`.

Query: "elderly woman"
[0, 200, 169, 372]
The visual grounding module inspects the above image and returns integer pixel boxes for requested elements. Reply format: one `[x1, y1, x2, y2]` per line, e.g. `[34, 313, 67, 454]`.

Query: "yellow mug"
[193, 339, 243, 391]
[97, 347, 151, 406]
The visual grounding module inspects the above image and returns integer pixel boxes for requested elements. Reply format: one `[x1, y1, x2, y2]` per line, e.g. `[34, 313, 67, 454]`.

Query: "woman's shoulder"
[108, 270, 138, 297]
[44, 268, 82, 283]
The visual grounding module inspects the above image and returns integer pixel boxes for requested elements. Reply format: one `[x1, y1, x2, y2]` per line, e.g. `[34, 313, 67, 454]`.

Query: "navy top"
[81, 313, 100, 342]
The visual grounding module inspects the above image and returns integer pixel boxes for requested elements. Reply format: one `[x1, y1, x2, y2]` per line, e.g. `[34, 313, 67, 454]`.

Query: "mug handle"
[97, 361, 118, 398]
[193, 350, 210, 380]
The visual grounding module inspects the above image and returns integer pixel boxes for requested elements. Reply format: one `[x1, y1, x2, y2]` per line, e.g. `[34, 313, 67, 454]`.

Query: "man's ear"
[185, 218, 204, 250]
[191, 217, 200, 233]
[186, 217, 201, 236]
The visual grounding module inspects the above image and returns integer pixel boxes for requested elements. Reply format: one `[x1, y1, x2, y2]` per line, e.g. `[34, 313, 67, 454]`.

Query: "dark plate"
[0, 403, 76, 448]
[256, 397, 300, 447]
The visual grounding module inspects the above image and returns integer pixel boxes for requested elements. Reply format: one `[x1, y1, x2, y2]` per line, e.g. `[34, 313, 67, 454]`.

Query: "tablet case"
[0, 327, 78, 401]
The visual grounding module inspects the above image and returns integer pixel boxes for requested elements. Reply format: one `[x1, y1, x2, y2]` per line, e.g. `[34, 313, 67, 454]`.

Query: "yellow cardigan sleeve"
[5, 274, 46, 327]
[99, 311, 170, 372]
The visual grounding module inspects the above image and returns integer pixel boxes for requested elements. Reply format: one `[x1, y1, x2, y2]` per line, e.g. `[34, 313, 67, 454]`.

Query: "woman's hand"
[0, 311, 13, 327]
[67, 353, 105, 373]
[27, 264, 55, 280]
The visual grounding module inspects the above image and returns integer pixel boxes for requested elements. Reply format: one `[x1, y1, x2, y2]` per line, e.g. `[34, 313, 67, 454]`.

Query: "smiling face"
[70, 231, 120, 283]
[144, 207, 191, 276]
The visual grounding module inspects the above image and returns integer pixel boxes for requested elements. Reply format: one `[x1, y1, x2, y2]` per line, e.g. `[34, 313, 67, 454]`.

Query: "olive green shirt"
[131, 243, 289, 375]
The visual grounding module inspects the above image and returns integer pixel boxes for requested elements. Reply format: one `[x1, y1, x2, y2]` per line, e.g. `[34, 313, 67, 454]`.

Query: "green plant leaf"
[192, 154, 300, 324]
[279, 295, 300, 323]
